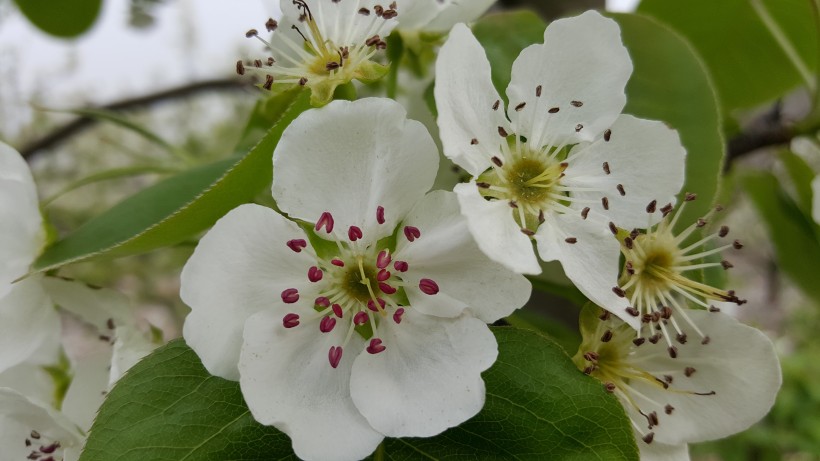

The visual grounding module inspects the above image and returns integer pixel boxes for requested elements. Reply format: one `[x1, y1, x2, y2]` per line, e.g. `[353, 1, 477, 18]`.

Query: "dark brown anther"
[267, 57, 275, 66]
[602, 162, 611, 174]
[649, 334, 661, 344]
[624, 237, 634, 249]
[630, 228, 640, 239]
[390, 1, 397, 8]
[106, 318, 115, 330]
[602, 197, 610, 210]
[515, 102, 526, 112]
[604, 129, 612, 142]
[668, 346, 678, 358]
[626, 261, 635, 275]
[235, 60, 245, 75]
[664, 374, 674, 384]
[721, 260, 734, 270]
[31, 430, 41, 439]
[676, 333, 688, 344]
[733, 240, 743, 249]
[660, 203, 674, 217]
[476, 182, 491, 189]
[665, 404, 675, 415]
[508, 201, 518, 209]
[536, 85, 542, 97]
[709, 305, 721, 312]
[575, 123, 584, 132]
[642, 432, 655, 444]
[648, 411, 659, 427]
[601, 330, 614, 342]
[299, 77, 308, 86]
[266, 18, 279, 31]
[696, 218, 707, 227]
[715, 204, 725, 212]
[99, 334, 111, 342]
[633, 337, 646, 347]
[521, 228, 535, 236]
[583, 366, 595, 374]
[263, 75, 274, 90]
[616, 184, 626, 196]
[470, 138, 479, 145]
[609, 222, 618, 235]
[548, 107, 560, 113]
[570, 100, 583, 107]
[491, 156, 503, 167]
[626, 307, 640, 317]
[366, 35, 381, 47]
[498, 126, 509, 137]
[642, 314, 653, 324]
[374, 4, 384, 16]
[382, 8, 397, 19]
[646, 200, 657, 213]
[565, 237, 578, 244]
[245, 28, 258, 38]
[538, 209, 545, 224]
[719, 225, 729, 237]
[612, 286, 625, 297]
[701, 336, 711, 345]
[493, 100, 500, 111]
[685, 192, 697, 201]
[583, 351, 599, 362]
[684, 367, 696, 377]
[581, 207, 590, 220]
[358, 7, 371, 15]
[254, 59, 263, 68]
[604, 382, 617, 393]
[599, 310, 611, 321]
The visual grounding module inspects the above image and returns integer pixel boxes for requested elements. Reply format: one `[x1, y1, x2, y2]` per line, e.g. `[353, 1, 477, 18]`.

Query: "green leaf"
[85, 330, 636, 461]
[376, 327, 637, 460]
[780, 150, 817, 213]
[637, 0, 819, 111]
[472, 11, 547, 102]
[505, 309, 582, 354]
[32, 88, 310, 273]
[742, 171, 820, 305]
[13, 0, 102, 38]
[79, 340, 296, 461]
[615, 13, 725, 230]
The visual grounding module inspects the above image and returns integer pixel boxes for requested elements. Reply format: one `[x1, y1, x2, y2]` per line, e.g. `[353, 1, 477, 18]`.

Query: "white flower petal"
[563, 115, 686, 229]
[0, 276, 60, 374]
[0, 364, 55, 409]
[627, 310, 781, 445]
[110, 326, 156, 385]
[396, 0, 446, 30]
[273, 98, 438, 242]
[534, 213, 639, 328]
[0, 142, 43, 297]
[0, 388, 83, 461]
[396, 190, 532, 322]
[454, 182, 541, 275]
[278, 0, 398, 47]
[424, 0, 496, 32]
[181, 204, 316, 380]
[506, 11, 631, 147]
[349, 310, 496, 438]
[41, 277, 132, 331]
[61, 348, 111, 432]
[639, 438, 690, 461]
[812, 175, 820, 224]
[435, 23, 511, 177]
[239, 310, 381, 461]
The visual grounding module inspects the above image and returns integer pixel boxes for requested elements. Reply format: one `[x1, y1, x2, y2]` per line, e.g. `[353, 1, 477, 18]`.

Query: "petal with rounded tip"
[273, 98, 438, 243]
[0, 276, 59, 375]
[396, 190, 532, 322]
[350, 310, 496, 438]
[240, 310, 380, 461]
[506, 11, 631, 148]
[181, 204, 316, 381]
[424, 0, 496, 32]
[0, 388, 83, 461]
[435, 23, 510, 177]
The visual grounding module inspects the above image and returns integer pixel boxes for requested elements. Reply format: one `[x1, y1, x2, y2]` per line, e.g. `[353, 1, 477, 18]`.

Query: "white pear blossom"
[181, 98, 531, 461]
[0, 388, 84, 461]
[615, 196, 746, 343]
[241, 0, 399, 106]
[574, 305, 781, 461]
[434, 11, 686, 328]
[397, 0, 495, 33]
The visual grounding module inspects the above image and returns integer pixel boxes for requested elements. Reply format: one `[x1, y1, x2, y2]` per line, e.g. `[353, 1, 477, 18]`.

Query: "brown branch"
[727, 124, 794, 165]
[20, 78, 248, 159]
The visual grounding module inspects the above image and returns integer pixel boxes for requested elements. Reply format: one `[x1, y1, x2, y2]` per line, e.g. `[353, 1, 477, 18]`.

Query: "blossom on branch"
[434, 11, 686, 328]
[181, 98, 531, 461]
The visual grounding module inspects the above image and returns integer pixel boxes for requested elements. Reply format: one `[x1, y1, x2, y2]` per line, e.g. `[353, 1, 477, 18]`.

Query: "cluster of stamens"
[22, 429, 64, 461]
[280, 206, 439, 368]
[613, 193, 745, 351]
[474, 89, 622, 238]
[577, 310, 716, 446]
[238, 0, 396, 90]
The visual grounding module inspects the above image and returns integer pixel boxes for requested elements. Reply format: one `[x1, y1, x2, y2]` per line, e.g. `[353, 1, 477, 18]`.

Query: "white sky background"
[0, 0, 637, 140]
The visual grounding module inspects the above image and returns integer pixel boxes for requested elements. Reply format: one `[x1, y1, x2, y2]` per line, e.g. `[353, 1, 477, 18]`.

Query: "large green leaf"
[82, 329, 636, 461]
[638, 0, 819, 112]
[742, 171, 820, 305]
[615, 13, 725, 230]
[13, 0, 102, 38]
[33, 89, 310, 273]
